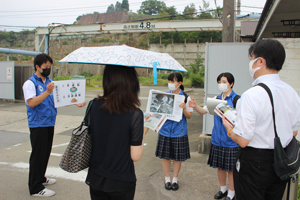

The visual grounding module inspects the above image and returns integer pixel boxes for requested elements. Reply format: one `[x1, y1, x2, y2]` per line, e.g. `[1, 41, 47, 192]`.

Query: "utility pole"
[222, 0, 236, 42]
[237, 0, 241, 15]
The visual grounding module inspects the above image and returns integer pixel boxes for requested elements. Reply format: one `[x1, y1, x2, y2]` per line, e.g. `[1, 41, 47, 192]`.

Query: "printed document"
[53, 79, 86, 108]
[146, 90, 185, 122]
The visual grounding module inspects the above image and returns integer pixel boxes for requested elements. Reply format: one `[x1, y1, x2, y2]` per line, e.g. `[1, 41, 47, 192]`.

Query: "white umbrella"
[59, 45, 187, 85]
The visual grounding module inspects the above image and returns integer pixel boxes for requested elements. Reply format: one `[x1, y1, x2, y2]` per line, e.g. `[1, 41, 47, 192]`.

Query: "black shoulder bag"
[257, 83, 300, 181]
[59, 99, 94, 173]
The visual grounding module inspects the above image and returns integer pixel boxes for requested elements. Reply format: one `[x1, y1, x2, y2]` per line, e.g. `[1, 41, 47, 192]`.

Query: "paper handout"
[207, 97, 227, 116]
[52, 80, 86, 108]
[144, 113, 167, 133]
[214, 103, 237, 128]
[146, 90, 185, 122]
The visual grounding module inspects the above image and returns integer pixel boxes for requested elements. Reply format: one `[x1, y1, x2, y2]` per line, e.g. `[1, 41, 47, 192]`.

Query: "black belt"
[241, 146, 274, 152]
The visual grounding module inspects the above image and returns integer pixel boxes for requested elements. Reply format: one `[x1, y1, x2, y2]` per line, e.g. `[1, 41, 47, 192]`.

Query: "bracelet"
[227, 128, 233, 137]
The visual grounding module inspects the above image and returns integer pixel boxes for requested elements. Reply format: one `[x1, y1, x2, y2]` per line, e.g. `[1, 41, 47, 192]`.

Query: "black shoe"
[165, 182, 172, 190]
[223, 196, 235, 200]
[171, 182, 179, 191]
[214, 191, 228, 199]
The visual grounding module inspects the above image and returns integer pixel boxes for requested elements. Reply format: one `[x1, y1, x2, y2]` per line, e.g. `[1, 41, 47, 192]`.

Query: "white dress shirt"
[233, 74, 300, 149]
[23, 80, 37, 105]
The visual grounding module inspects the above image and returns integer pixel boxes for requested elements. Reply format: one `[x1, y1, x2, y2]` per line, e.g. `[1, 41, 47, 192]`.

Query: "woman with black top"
[85, 65, 146, 200]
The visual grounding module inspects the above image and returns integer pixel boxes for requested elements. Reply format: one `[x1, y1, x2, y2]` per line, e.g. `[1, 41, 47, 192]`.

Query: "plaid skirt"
[207, 144, 239, 172]
[155, 134, 190, 161]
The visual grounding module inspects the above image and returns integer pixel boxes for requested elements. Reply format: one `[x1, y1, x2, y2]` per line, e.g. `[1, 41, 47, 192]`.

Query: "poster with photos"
[52, 79, 86, 108]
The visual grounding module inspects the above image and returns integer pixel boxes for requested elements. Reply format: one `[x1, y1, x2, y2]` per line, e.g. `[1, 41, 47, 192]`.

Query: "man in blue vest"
[22, 53, 85, 197]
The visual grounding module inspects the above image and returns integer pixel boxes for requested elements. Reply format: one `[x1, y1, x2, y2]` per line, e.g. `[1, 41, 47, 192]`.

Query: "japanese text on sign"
[123, 22, 155, 29]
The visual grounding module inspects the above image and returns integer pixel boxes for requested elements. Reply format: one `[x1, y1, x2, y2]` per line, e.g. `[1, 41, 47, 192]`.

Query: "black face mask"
[41, 68, 51, 77]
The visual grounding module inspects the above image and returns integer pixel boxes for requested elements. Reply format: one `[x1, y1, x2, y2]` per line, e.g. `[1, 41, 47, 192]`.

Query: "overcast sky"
[0, 0, 266, 32]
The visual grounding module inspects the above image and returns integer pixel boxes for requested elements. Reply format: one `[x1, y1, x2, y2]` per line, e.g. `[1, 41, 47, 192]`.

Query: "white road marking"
[1, 162, 87, 182]
[52, 143, 69, 148]
[26, 151, 63, 157]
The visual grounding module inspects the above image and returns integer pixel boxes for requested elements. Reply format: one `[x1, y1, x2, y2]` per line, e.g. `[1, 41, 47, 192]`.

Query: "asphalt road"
[0, 86, 223, 200]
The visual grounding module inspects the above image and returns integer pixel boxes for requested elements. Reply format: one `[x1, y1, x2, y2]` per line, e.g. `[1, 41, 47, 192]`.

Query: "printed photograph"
[150, 93, 174, 115]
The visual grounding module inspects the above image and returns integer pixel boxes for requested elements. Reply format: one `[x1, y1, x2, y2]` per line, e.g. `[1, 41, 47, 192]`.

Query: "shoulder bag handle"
[256, 83, 278, 138]
[83, 99, 94, 126]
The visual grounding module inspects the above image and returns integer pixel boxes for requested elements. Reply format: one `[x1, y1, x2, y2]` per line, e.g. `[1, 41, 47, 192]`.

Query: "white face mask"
[218, 83, 229, 93]
[249, 58, 261, 79]
[168, 83, 179, 91]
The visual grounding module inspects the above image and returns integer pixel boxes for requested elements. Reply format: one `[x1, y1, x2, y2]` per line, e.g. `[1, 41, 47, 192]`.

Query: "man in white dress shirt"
[223, 39, 300, 200]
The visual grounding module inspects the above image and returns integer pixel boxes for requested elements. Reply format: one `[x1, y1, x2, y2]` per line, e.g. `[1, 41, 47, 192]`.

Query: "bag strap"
[232, 94, 240, 109]
[256, 83, 279, 138]
[83, 99, 94, 126]
[183, 92, 188, 104]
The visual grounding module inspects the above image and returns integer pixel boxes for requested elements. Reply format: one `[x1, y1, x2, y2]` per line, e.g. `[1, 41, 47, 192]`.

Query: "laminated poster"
[53, 79, 86, 108]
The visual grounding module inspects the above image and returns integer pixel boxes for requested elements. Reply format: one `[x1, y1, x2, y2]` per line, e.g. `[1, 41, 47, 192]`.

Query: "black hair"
[248, 39, 285, 71]
[34, 53, 53, 71]
[217, 72, 235, 88]
[168, 72, 184, 91]
[98, 65, 140, 114]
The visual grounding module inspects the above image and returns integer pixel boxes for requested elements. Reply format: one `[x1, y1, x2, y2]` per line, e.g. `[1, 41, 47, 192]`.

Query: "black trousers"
[28, 127, 54, 195]
[233, 147, 288, 200]
[90, 186, 136, 200]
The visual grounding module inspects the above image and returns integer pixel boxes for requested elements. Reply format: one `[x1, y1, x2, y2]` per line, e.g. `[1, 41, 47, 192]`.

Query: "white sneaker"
[43, 178, 56, 185]
[32, 188, 55, 197]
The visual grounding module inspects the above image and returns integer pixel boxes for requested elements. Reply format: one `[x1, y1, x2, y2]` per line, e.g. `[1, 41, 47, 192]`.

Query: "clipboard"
[207, 97, 227, 116]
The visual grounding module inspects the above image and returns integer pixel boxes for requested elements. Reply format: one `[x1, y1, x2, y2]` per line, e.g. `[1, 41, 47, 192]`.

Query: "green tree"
[115, 1, 123, 11]
[212, 6, 223, 19]
[161, 6, 178, 19]
[121, 0, 129, 11]
[76, 15, 82, 21]
[190, 53, 204, 74]
[6, 31, 17, 45]
[138, 0, 166, 15]
[106, 4, 115, 13]
[182, 3, 197, 19]
[198, 0, 213, 19]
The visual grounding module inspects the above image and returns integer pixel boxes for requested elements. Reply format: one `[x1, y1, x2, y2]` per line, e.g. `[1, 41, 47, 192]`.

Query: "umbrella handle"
[153, 62, 157, 85]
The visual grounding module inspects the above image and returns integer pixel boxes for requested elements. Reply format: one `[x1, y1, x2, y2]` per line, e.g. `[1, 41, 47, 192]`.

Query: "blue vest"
[26, 73, 57, 128]
[211, 91, 239, 148]
[159, 90, 188, 138]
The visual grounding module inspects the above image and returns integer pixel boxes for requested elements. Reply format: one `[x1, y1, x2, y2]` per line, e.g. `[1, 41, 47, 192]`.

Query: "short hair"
[217, 72, 235, 88]
[98, 65, 140, 114]
[33, 53, 53, 71]
[168, 72, 184, 91]
[248, 39, 285, 71]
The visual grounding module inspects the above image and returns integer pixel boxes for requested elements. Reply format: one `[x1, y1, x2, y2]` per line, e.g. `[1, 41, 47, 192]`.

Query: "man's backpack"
[232, 95, 240, 108]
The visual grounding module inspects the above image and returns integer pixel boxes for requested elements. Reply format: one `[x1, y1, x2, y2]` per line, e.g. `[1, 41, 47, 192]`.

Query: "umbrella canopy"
[59, 45, 187, 72]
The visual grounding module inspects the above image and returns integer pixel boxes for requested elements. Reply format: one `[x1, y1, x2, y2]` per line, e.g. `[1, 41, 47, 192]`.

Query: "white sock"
[165, 177, 170, 183]
[228, 190, 235, 199]
[172, 177, 178, 183]
[220, 186, 227, 193]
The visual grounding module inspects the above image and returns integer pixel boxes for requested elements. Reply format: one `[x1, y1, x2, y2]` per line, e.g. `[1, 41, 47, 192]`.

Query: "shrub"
[158, 73, 169, 79]
[23, 55, 31, 61]
[92, 38, 99, 43]
[190, 74, 204, 87]
[184, 79, 192, 88]
[53, 76, 71, 81]
[99, 37, 111, 43]
[79, 71, 93, 77]
[62, 40, 69, 45]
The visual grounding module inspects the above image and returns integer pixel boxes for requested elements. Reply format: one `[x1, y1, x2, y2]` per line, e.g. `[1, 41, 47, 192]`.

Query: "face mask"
[168, 83, 179, 91]
[41, 68, 51, 77]
[249, 58, 261, 79]
[218, 83, 229, 93]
